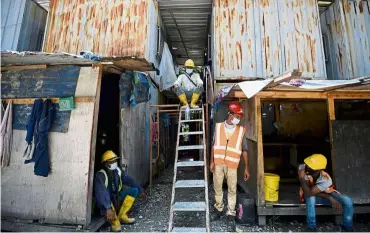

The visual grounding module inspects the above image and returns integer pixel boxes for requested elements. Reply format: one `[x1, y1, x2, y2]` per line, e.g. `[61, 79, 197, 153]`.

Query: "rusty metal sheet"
[321, 0, 370, 80]
[44, 0, 158, 68]
[213, 0, 327, 80]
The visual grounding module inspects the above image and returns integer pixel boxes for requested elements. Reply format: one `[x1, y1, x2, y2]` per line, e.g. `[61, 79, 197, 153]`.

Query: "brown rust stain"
[359, 1, 364, 13]
[337, 43, 343, 72]
[261, 0, 270, 8]
[236, 41, 242, 70]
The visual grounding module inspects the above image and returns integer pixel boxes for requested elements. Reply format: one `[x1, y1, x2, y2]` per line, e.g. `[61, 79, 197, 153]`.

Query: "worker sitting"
[174, 59, 203, 108]
[298, 154, 354, 232]
[94, 150, 146, 232]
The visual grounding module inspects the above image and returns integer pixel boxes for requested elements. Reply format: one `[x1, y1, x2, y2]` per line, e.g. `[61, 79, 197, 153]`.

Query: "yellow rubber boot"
[109, 205, 121, 232]
[178, 93, 189, 108]
[190, 93, 200, 108]
[118, 196, 136, 224]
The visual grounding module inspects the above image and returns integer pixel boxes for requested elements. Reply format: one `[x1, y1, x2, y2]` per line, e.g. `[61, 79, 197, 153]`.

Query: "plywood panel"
[243, 97, 257, 142]
[1, 102, 95, 224]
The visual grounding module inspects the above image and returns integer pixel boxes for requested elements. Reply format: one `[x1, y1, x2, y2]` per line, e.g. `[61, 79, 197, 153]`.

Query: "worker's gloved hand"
[139, 191, 148, 201]
[197, 83, 203, 89]
[210, 162, 215, 173]
[105, 208, 116, 222]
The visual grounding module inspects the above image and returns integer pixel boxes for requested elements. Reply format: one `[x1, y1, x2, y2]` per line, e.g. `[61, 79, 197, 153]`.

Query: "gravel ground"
[99, 166, 370, 232]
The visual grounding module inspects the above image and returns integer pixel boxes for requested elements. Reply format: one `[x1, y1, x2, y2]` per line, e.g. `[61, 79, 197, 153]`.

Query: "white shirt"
[224, 121, 236, 139]
[174, 73, 203, 91]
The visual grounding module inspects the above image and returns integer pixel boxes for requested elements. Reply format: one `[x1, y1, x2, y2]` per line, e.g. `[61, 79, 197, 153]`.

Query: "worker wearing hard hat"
[174, 59, 203, 108]
[210, 102, 250, 221]
[94, 150, 147, 232]
[298, 154, 354, 232]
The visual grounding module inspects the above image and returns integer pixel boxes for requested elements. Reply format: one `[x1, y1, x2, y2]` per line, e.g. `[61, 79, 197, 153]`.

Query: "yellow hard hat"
[304, 154, 327, 170]
[101, 150, 119, 163]
[184, 59, 195, 68]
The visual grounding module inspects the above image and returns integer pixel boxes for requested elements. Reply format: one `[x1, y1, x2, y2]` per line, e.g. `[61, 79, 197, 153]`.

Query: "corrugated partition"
[44, 0, 158, 64]
[321, 0, 370, 80]
[212, 0, 326, 79]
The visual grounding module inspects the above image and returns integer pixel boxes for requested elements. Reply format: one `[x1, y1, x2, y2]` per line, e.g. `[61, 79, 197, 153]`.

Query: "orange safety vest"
[213, 123, 246, 169]
[299, 170, 338, 203]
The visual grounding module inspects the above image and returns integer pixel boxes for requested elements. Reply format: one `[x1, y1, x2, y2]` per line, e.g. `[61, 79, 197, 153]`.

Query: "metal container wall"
[44, 0, 158, 64]
[212, 0, 327, 80]
[1, 0, 47, 51]
[321, 0, 370, 80]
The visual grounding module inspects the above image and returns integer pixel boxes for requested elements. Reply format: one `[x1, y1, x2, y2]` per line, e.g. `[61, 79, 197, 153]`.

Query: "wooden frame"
[236, 89, 370, 225]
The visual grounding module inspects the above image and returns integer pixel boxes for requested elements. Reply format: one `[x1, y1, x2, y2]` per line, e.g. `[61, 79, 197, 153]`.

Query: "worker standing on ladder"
[210, 102, 250, 221]
[174, 59, 203, 109]
[94, 150, 146, 232]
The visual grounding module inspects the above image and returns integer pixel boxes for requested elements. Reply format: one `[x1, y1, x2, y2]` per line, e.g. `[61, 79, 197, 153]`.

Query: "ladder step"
[177, 161, 204, 167]
[180, 119, 202, 123]
[179, 131, 203, 135]
[175, 180, 205, 188]
[180, 108, 202, 112]
[178, 145, 204, 150]
[173, 202, 206, 212]
[172, 227, 207, 232]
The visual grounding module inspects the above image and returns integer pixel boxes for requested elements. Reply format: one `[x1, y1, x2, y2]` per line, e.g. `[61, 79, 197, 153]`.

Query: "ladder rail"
[202, 106, 210, 232]
[168, 109, 183, 232]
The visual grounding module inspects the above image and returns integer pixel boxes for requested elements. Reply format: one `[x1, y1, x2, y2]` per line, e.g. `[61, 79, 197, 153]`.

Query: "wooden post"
[149, 106, 153, 195]
[256, 97, 265, 207]
[327, 98, 336, 183]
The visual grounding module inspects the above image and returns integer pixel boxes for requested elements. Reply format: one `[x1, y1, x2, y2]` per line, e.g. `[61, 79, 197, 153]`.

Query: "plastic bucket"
[264, 173, 280, 202]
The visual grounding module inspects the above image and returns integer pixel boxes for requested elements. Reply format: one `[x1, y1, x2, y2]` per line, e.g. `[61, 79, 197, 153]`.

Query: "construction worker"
[210, 102, 250, 221]
[174, 59, 203, 108]
[94, 150, 146, 232]
[298, 154, 354, 231]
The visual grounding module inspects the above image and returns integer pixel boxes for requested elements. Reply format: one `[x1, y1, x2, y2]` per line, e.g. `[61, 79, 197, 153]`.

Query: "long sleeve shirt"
[174, 73, 203, 91]
[94, 168, 143, 215]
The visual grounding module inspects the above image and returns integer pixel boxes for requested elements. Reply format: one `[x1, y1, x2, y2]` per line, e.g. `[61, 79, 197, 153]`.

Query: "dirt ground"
[99, 166, 370, 232]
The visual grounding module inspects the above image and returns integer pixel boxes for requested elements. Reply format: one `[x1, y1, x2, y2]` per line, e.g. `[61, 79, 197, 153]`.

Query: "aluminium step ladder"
[168, 106, 210, 233]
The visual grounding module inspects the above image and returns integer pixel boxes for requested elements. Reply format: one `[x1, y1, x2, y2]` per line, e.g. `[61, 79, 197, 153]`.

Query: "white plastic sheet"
[158, 42, 177, 91]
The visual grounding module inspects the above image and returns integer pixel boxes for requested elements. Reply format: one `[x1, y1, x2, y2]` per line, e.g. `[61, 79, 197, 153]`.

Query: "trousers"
[306, 192, 353, 229]
[213, 164, 237, 216]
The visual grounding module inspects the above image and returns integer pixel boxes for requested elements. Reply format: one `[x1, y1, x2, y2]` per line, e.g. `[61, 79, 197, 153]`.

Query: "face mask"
[107, 162, 118, 170]
[231, 117, 240, 125]
[186, 68, 193, 74]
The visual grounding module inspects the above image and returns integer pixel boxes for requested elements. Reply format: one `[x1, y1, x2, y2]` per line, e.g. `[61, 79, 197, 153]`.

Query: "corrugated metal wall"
[44, 0, 158, 64]
[1, 0, 47, 51]
[212, 0, 327, 79]
[321, 0, 370, 80]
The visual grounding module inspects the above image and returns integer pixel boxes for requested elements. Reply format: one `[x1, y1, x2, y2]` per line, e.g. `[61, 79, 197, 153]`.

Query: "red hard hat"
[228, 102, 244, 117]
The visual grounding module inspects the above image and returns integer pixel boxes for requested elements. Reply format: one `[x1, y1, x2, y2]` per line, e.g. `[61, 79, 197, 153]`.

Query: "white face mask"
[107, 162, 118, 170]
[186, 68, 193, 74]
[231, 117, 240, 125]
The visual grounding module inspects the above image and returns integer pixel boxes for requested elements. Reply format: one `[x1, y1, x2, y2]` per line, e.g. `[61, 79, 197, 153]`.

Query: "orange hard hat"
[228, 102, 244, 117]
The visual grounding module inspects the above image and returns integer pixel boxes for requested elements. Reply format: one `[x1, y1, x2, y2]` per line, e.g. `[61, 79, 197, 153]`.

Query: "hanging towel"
[1, 101, 13, 167]
[25, 99, 54, 177]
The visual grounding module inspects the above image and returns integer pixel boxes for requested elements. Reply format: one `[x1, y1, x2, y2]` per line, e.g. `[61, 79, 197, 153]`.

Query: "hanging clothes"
[25, 99, 54, 177]
[1, 100, 13, 167]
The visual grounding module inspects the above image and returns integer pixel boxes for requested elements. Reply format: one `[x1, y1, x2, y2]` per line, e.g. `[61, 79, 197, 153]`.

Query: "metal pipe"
[150, 104, 180, 108]
[159, 110, 180, 113]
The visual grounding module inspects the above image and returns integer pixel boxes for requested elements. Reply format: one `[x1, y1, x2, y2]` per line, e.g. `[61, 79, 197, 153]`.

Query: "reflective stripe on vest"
[299, 170, 338, 203]
[98, 168, 123, 191]
[213, 123, 245, 169]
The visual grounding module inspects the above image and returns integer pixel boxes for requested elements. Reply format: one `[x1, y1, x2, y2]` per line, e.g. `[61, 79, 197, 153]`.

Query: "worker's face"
[185, 67, 193, 74]
[305, 164, 320, 177]
[104, 159, 118, 170]
[229, 114, 242, 125]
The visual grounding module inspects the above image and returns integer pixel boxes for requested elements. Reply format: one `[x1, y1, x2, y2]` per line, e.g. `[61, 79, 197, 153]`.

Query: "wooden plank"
[2, 97, 95, 104]
[258, 205, 370, 216]
[243, 97, 257, 142]
[328, 92, 370, 99]
[85, 65, 102, 226]
[149, 106, 153, 195]
[327, 98, 335, 121]
[1, 65, 47, 71]
[256, 97, 265, 206]
[266, 69, 302, 88]
[327, 98, 336, 185]
[230, 90, 328, 99]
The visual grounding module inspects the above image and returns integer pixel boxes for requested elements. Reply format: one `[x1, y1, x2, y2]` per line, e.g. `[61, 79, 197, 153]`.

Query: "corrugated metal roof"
[158, 0, 212, 66]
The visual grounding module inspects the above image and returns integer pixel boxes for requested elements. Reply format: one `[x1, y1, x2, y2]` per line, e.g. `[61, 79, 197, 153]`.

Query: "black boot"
[211, 211, 223, 221]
